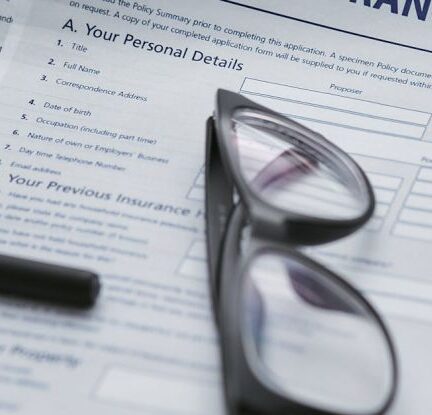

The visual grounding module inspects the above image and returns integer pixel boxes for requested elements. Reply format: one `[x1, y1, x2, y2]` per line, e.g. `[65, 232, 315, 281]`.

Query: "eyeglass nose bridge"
[245, 198, 367, 246]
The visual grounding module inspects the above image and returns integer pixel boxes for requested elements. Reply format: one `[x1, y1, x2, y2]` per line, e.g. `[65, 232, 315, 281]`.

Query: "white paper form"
[0, 0, 431, 414]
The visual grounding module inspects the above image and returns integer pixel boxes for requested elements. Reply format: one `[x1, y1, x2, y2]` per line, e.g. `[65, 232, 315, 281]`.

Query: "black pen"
[0, 254, 100, 307]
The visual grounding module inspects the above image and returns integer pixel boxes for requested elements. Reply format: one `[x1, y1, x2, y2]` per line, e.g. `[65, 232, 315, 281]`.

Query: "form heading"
[61, 19, 244, 71]
[349, 0, 432, 21]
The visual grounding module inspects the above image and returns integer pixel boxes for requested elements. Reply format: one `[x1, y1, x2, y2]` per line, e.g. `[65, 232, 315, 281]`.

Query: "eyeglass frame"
[205, 89, 398, 415]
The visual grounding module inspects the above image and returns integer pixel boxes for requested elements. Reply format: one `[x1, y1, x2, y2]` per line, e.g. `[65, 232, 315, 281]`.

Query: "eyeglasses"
[205, 90, 397, 415]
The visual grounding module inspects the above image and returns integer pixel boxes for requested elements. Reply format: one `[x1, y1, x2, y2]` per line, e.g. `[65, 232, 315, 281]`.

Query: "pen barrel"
[0, 255, 100, 307]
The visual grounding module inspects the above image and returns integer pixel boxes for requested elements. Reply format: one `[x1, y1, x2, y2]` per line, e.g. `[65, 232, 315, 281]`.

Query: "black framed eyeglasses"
[205, 90, 397, 415]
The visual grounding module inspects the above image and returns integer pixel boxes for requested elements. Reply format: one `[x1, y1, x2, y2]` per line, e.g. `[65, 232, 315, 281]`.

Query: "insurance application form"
[0, 0, 431, 413]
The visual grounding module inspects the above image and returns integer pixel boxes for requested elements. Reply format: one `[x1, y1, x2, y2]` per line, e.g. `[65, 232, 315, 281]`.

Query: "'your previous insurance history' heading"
[63, 19, 244, 71]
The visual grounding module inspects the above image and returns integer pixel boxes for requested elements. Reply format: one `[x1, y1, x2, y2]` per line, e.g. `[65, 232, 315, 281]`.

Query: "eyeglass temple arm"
[205, 117, 235, 312]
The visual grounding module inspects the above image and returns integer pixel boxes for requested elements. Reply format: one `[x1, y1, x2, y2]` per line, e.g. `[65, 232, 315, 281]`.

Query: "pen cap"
[0, 255, 100, 307]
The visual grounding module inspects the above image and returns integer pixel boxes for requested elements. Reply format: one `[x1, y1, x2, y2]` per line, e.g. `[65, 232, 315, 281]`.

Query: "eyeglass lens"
[242, 252, 394, 414]
[231, 109, 368, 220]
